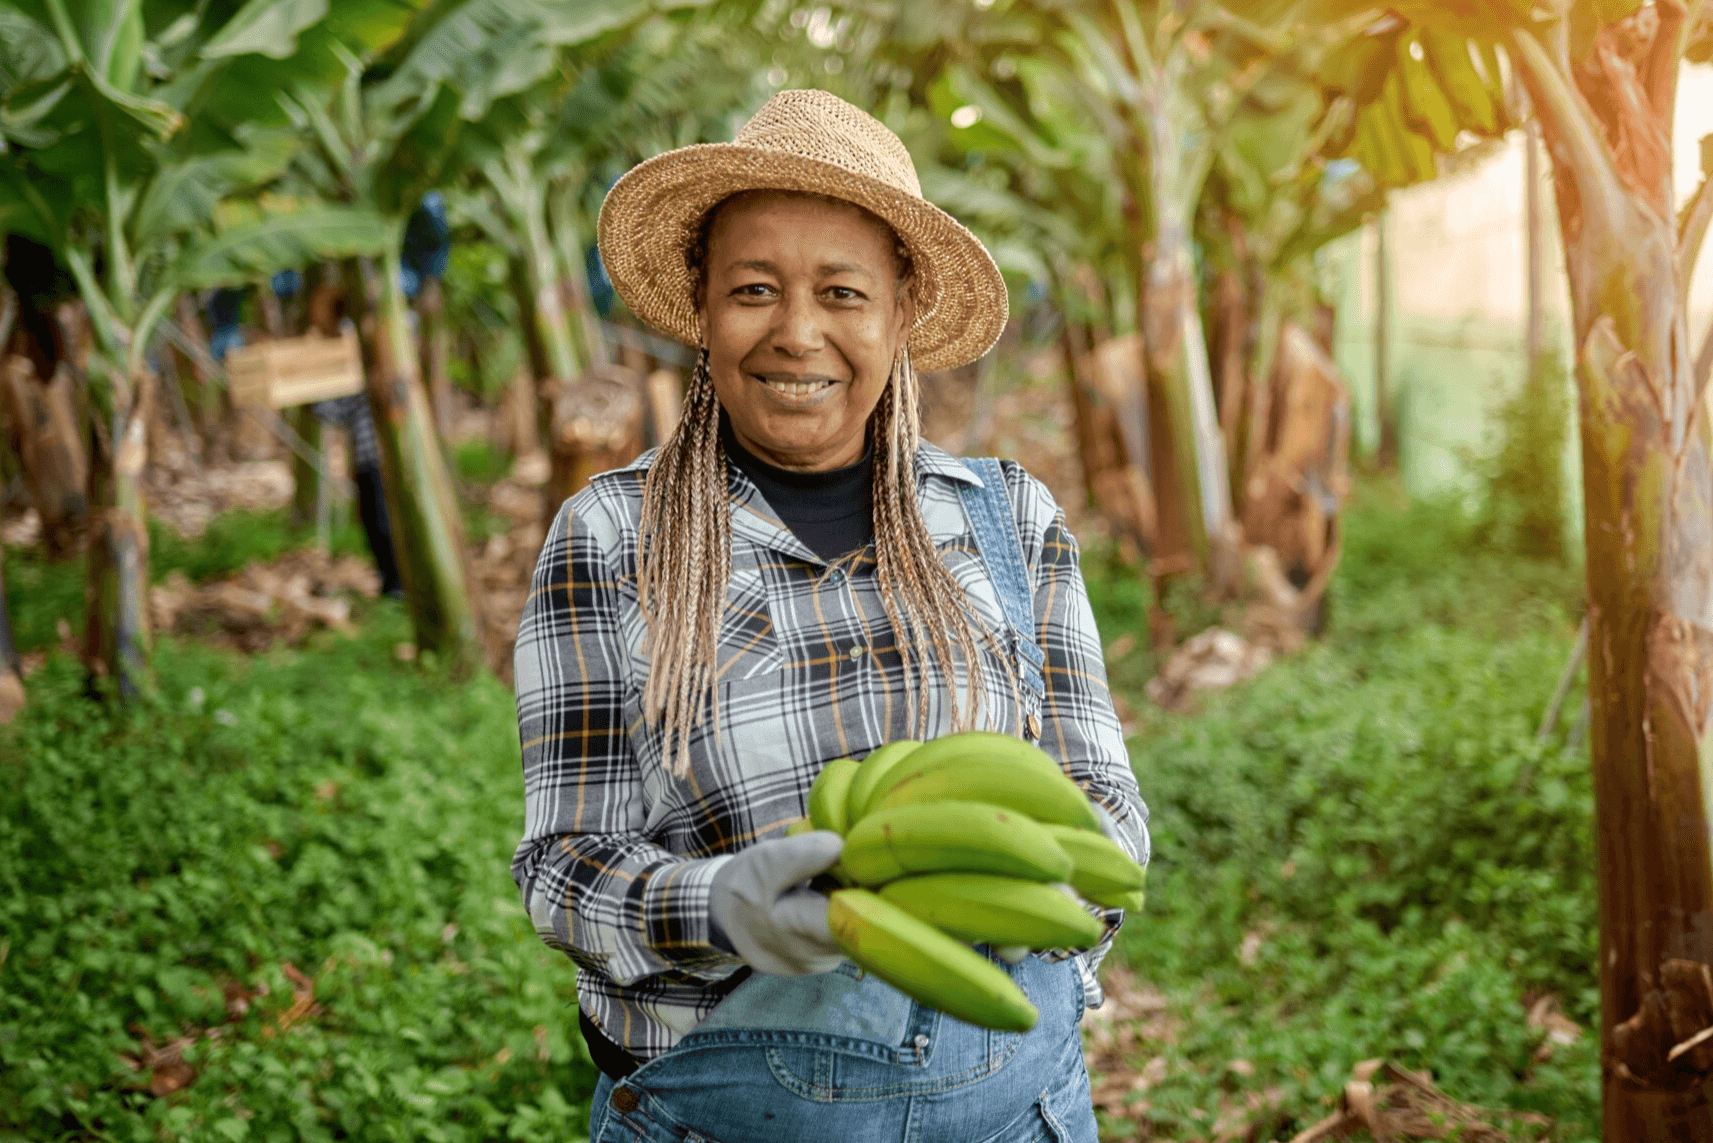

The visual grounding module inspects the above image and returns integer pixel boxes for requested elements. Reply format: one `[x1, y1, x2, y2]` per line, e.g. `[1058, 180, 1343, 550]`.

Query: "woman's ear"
[894, 290, 916, 347]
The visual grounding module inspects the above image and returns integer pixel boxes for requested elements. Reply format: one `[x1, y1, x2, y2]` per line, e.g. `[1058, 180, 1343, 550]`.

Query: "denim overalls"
[587, 458, 1099, 1143]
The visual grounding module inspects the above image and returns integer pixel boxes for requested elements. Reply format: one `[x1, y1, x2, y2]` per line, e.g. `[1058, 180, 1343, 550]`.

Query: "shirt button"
[610, 1087, 639, 1114]
[849, 645, 864, 660]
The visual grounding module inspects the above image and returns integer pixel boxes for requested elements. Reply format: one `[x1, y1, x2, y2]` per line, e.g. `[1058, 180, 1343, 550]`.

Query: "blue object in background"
[400, 191, 451, 301]
[271, 269, 302, 301]
[207, 287, 245, 362]
[587, 243, 614, 317]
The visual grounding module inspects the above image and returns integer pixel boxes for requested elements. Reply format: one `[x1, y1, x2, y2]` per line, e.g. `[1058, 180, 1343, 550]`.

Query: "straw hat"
[597, 89, 1008, 374]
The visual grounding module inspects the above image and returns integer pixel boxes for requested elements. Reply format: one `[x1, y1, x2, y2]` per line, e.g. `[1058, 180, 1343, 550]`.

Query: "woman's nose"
[769, 290, 823, 357]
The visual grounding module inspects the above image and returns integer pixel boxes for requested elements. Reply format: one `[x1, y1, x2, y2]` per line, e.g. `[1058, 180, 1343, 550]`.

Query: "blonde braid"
[869, 348, 1016, 737]
[638, 348, 731, 775]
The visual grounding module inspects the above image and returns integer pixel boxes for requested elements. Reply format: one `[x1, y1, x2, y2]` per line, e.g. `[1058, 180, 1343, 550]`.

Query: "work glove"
[710, 830, 845, 976]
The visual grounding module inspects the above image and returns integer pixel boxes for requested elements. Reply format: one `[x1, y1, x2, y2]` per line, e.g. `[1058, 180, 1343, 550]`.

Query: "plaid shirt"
[313, 393, 380, 472]
[511, 442, 1149, 1062]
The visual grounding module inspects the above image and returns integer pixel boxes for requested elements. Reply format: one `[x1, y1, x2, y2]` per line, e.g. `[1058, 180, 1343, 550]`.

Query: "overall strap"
[955, 458, 1046, 713]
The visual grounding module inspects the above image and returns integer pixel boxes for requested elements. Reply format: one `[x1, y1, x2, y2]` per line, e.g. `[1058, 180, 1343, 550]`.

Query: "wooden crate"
[228, 332, 363, 409]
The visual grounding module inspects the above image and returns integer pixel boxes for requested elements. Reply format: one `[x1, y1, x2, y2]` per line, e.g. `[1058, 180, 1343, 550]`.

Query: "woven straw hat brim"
[597, 142, 1009, 374]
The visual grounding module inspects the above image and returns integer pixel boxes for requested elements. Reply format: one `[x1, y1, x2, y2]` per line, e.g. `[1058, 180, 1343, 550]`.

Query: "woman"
[512, 89, 1147, 1143]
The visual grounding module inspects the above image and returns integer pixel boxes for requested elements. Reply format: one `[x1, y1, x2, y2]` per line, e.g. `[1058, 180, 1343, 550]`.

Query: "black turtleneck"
[720, 416, 874, 563]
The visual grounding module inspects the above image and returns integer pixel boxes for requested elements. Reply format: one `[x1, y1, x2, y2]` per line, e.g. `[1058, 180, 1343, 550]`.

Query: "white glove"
[710, 831, 846, 975]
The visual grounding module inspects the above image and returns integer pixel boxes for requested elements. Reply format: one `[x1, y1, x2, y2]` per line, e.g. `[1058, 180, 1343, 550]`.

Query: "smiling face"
[696, 191, 914, 472]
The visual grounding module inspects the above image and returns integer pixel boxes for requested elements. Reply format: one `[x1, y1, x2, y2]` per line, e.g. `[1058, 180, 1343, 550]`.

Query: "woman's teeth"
[758, 377, 834, 397]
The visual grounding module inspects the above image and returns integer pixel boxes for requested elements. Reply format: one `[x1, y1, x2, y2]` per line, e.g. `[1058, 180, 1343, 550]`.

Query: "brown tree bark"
[1508, 17, 1713, 1137]
[545, 364, 644, 507]
[1, 355, 88, 558]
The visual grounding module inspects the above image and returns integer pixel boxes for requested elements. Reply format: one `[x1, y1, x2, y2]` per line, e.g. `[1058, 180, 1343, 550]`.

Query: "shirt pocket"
[713, 565, 784, 682]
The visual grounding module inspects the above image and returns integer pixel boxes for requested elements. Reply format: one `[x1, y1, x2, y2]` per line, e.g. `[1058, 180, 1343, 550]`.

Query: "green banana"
[1042, 825, 1146, 908]
[871, 753, 1101, 832]
[866, 730, 1057, 790]
[827, 888, 1038, 1032]
[1375, 73, 1436, 185]
[808, 757, 860, 834]
[1115, 886, 1146, 913]
[878, 873, 1105, 948]
[1396, 33, 1460, 152]
[1419, 29, 1497, 137]
[840, 801, 1073, 885]
[843, 741, 923, 826]
[1473, 40, 1510, 132]
[784, 816, 813, 838]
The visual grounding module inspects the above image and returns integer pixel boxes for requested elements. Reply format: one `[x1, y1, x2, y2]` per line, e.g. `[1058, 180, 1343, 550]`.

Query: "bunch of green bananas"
[784, 731, 1146, 1033]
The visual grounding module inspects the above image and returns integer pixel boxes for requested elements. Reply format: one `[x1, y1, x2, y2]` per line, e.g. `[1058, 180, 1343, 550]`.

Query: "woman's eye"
[826, 286, 864, 302]
[731, 283, 775, 299]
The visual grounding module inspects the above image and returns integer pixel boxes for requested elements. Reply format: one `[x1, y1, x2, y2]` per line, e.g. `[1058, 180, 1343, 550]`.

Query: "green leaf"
[200, 0, 330, 61]
[130, 130, 299, 244]
[0, 8, 66, 91]
[176, 205, 395, 288]
[80, 58, 183, 139]
[370, 0, 647, 124]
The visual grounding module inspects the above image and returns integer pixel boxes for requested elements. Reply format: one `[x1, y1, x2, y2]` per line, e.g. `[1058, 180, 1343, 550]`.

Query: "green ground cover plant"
[0, 613, 597, 1142]
[2, 477, 1597, 1142]
[1089, 484, 1597, 1140]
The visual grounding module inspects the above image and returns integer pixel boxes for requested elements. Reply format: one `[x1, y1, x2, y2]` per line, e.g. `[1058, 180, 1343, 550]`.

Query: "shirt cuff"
[643, 853, 745, 974]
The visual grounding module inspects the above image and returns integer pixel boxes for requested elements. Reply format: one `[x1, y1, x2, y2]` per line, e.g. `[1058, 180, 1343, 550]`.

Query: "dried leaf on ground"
[1146, 628, 1273, 710]
[1287, 1060, 1553, 1143]
[150, 549, 374, 652]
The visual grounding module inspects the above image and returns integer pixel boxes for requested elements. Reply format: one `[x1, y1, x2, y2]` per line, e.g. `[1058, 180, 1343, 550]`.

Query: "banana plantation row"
[3, 0, 1713, 1137]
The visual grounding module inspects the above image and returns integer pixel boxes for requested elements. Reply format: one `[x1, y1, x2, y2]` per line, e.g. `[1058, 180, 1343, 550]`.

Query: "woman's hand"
[710, 831, 846, 975]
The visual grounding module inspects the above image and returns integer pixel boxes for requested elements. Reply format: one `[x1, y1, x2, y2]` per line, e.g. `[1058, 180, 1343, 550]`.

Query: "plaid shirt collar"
[609, 439, 988, 566]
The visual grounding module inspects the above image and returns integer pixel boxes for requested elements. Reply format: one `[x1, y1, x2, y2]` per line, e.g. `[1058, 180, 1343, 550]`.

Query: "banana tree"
[1243, 0, 1713, 1130]
[841, 0, 1361, 585]
[451, 9, 765, 504]
[281, 0, 708, 662]
[0, 0, 408, 696]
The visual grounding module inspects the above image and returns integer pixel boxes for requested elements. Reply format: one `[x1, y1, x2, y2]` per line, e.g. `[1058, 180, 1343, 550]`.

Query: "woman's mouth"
[752, 373, 840, 400]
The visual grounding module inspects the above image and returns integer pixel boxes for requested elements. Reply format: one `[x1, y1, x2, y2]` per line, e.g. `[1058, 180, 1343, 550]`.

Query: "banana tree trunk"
[414, 276, 453, 439]
[171, 295, 221, 444]
[1208, 263, 1249, 498]
[1509, 26, 1713, 1138]
[0, 543, 23, 723]
[1374, 210, 1399, 469]
[342, 252, 483, 670]
[1128, 50, 1235, 586]
[549, 181, 606, 371]
[291, 406, 322, 529]
[1059, 319, 1104, 511]
[83, 369, 153, 698]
